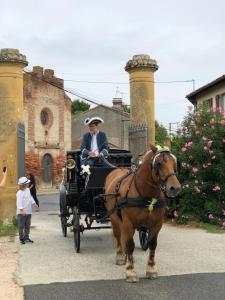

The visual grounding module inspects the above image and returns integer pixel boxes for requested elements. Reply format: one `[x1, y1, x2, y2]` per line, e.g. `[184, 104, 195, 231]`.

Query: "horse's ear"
[149, 144, 158, 153]
[164, 139, 171, 151]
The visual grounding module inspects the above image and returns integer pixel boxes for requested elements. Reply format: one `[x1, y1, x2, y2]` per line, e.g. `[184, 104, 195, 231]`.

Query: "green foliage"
[0, 219, 17, 236]
[72, 99, 90, 115]
[155, 121, 169, 145]
[172, 106, 225, 228]
[122, 104, 130, 113]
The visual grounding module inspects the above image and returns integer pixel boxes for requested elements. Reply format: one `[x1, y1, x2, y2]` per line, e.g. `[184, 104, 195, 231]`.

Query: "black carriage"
[59, 148, 134, 252]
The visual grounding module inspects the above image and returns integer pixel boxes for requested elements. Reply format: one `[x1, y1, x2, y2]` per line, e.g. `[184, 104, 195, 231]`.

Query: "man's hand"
[21, 209, 26, 216]
[88, 151, 96, 157]
[99, 152, 104, 158]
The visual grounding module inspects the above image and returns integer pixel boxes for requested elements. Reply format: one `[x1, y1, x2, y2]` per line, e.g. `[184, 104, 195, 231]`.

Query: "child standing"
[17, 176, 38, 244]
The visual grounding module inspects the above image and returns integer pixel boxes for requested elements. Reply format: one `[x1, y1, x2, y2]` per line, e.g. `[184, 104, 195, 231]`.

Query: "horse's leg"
[111, 214, 126, 265]
[122, 218, 138, 282]
[146, 220, 163, 279]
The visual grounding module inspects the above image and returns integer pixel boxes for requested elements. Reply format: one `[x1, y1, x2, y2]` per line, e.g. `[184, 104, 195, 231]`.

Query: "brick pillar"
[125, 54, 158, 160]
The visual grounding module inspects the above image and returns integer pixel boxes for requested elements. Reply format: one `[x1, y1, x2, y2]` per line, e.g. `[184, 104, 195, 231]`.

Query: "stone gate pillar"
[0, 49, 28, 221]
[125, 54, 158, 161]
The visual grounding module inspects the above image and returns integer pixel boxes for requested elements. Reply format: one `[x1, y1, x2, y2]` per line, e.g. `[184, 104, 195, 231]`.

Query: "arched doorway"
[41, 153, 53, 187]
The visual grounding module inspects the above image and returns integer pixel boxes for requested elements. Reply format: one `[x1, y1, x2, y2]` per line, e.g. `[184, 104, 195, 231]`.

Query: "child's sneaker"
[20, 239, 25, 245]
[25, 238, 34, 243]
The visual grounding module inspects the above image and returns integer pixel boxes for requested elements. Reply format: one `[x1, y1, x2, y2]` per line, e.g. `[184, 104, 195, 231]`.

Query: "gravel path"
[16, 210, 225, 286]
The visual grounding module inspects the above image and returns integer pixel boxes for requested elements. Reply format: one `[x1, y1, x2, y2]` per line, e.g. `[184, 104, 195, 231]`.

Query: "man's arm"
[80, 133, 90, 159]
[99, 132, 109, 157]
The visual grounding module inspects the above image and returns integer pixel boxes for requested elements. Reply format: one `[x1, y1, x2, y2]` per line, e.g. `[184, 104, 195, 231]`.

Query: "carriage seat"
[85, 167, 114, 189]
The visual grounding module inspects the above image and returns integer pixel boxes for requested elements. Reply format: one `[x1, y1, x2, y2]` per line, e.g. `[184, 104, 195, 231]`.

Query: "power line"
[64, 78, 195, 85]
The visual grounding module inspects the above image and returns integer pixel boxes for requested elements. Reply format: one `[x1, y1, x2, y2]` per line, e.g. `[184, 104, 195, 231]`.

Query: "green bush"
[0, 219, 17, 236]
[171, 106, 225, 228]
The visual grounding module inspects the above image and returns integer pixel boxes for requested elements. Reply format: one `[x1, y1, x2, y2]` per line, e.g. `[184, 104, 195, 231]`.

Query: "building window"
[40, 108, 53, 128]
[204, 98, 213, 111]
[216, 94, 225, 110]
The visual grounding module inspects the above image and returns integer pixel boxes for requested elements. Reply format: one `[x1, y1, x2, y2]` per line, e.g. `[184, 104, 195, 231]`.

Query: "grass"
[166, 218, 225, 234]
[0, 219, 17, 237]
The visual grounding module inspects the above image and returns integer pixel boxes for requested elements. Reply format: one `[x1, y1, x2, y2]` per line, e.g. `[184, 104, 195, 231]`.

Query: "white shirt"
[91, 132, 99, 156]
[16, 188, 35, 215]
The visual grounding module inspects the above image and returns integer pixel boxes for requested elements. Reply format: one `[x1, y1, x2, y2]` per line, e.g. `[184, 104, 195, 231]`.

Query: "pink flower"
[192, 167, 198, 173]
[195, 130, 200, 135]
[208, 213, 214, 220]
[222, 222, 225, 227]
[223, 210, 225, 216]
[209, 118, 215, 124]
[181, 162, 186, 167]
[194, 186, 201, 193]
[203, 164, 208, 168]
[181, 147, 187, 152]
[195, 180, 199, 184]
[220, 120, 225, 125]
[220, 111, 225, 117]
[207, 140, 213, 147]
[201, 136, 207, 141]
[185, 141, 193, 147]
[173, 211, 178, 218]
[188, 155, 193, 159]
[212, 186, 220, 191]
[187, 105, 193, 111]
[223, 139, 225, 143]
[211, 125, 215, 129]
[203, 146, 208, 151]
[211, 156, 216, 160]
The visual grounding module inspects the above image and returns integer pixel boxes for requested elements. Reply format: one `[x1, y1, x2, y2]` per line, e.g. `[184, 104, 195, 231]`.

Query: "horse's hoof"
[126, 276, 139, 283]
[146, 271, 158, 279]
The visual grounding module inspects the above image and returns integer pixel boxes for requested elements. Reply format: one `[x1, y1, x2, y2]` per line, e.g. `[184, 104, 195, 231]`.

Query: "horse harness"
[96, 151, 174, 221]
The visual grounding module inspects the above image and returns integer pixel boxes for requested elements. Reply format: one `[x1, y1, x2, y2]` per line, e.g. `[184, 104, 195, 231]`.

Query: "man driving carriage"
[80, 116, 109, 167]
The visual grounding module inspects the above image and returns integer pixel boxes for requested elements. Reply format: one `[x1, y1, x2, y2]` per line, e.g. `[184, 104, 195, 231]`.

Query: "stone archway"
[41, 153, 53, 187]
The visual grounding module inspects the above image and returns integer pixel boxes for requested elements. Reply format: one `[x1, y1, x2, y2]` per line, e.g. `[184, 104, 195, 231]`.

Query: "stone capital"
[0, 48, 28, 66]
[125, 54, 158, 73]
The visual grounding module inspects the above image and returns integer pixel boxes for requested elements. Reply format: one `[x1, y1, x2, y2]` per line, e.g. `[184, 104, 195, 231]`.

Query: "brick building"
[24, 66, 71, 188]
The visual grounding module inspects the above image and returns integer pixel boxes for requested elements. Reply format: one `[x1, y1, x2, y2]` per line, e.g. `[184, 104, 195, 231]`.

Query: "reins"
[94, 150, 177, 221]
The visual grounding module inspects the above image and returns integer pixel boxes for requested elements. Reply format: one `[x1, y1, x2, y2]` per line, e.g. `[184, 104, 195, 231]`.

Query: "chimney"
[44, 69, 54, 78]
[33, 66, 43, 77]
[112, 97, 123, 109]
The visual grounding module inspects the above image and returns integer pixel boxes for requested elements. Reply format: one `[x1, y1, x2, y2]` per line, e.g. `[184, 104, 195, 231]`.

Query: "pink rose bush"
[171, 106, 225, 227]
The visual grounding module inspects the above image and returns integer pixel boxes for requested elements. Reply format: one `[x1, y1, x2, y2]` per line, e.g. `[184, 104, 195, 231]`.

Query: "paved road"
[16, 194, 225, 300]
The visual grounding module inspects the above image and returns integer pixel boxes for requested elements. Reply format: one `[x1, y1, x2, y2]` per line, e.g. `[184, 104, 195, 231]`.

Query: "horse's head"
[149, 144, 181, 198]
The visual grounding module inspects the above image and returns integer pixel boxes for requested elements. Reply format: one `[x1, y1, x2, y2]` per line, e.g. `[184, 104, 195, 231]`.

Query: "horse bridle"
[134, 151, 177, 197]
[151, 151, 177, 193]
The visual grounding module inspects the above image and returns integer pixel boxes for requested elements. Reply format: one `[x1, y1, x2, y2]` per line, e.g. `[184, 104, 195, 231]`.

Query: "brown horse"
[104, 144, 181, 282]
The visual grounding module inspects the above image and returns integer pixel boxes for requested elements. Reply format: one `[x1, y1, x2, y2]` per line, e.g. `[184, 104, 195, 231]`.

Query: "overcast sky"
[1, 0, 225, 130]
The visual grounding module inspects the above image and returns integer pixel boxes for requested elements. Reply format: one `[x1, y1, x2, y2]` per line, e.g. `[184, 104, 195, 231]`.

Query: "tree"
[172, 106, 225, 227]
[155, 121, 169, 145]
[72, 99, 90, 115]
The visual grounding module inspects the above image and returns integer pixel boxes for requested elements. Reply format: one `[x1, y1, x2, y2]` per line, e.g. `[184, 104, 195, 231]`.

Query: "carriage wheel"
[139, 228, 150, 251]
[59, 184, 68, 237]
[73, 206, 80, 253]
